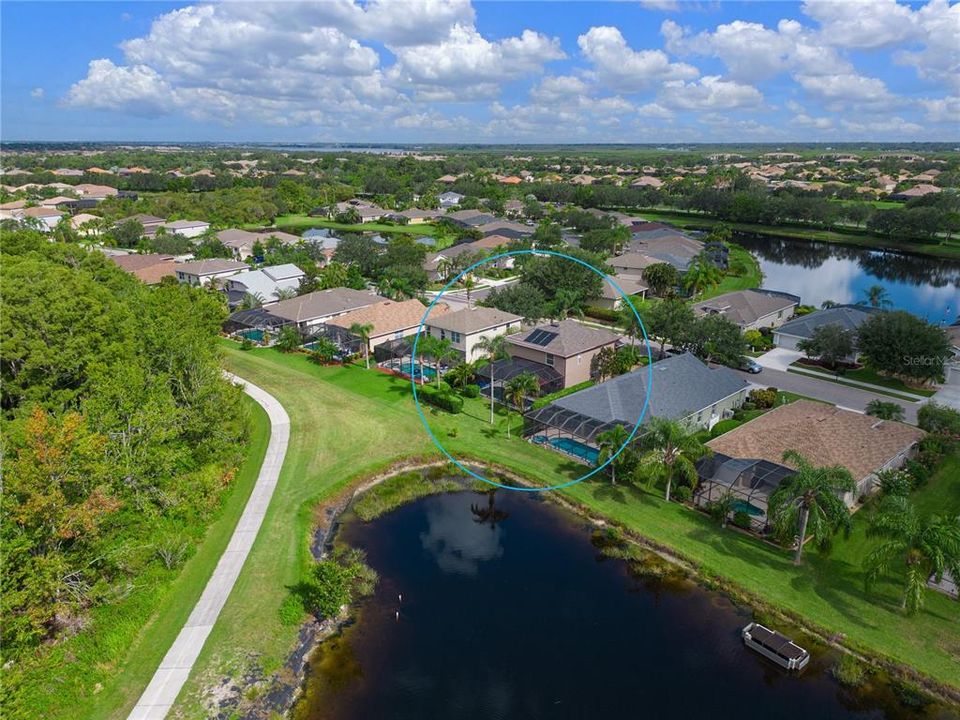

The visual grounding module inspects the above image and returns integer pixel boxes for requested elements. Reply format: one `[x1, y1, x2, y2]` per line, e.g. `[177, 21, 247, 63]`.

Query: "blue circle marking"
[411, 249, 653, 491]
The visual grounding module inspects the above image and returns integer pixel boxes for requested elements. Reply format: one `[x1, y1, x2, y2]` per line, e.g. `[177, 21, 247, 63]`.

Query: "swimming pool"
[732, 500, 765, 517]
[236, 329, 265, 342]
[532, 435, 599, 464]
[383, 359, 437, 381]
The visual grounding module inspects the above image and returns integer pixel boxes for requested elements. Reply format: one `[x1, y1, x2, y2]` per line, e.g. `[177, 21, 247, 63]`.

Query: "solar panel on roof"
[525, 329, 558, 346]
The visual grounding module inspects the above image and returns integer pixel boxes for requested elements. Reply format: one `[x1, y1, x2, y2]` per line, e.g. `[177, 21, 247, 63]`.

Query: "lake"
[732, 233, 960, 324]
[294, 491, 949, 720]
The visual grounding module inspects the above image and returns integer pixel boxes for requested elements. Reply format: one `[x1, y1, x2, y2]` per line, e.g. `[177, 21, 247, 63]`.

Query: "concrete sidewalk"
[128, 374, 290, 720]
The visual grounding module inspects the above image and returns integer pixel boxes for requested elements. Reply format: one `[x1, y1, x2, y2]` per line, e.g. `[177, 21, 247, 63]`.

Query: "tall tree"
[503, 372, 539, 438]
[857, 311, 951, 384]
[797, 324, 856, 370]
[768, 450, 855, 565]
[350, 322, 374, 369]
[596, 424, 631, 485]
[641, 262, 679, 297]
[864, 496, 960, 614]
[636, 417, 709, 502]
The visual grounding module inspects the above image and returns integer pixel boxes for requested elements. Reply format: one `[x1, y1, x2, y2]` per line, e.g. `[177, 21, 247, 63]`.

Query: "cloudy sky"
[2, 0, 957, 143]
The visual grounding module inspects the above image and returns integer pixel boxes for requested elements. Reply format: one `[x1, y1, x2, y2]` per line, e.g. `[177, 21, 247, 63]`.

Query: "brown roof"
[110, 253, 176, 285]
[265, 287, 387, 323]
[20, 206, 63, 218]
[707, 400, 924, 482]
[609, 252, 659, 271]
[507, 319, 619, 357]
[328, 299, 448, 339]
[599, 273, 648, 300]
[427, 306, 522, 335]
[174, 259, 247, 276]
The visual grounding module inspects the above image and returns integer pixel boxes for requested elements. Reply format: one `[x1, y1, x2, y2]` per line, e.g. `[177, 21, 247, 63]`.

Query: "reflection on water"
[420, 494, 504, 575]
[734, 233, 960, 323]
[297, 491, 957, 720]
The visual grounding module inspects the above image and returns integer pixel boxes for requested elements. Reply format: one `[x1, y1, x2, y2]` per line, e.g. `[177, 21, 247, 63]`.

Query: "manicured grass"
[788, 362, 932, 401]
[22, 395, 271, 720]
[697, 243, 763, 301]
[266, 215, 456, 250]
[843, 366, 937, 397]
[171, 348, 960, 716]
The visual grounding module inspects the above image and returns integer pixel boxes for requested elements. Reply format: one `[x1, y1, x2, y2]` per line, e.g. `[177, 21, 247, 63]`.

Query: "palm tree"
[476, 334, 509, 425]
[550, 288, 583, 320]
[864, 496, 960, 613]
[709, 490, 738, 529]
[863, 284, 892, 309]
[463, 276, 476, 306]
[350, 322, 374, 369]
[683, 254, 723, 297]
[239, 291, 265, 310]
[274, 287, 298, 301]
[636, 418, 709, 503]
[503, 372, 539, 438]
[446, 361, 476, 391]
[768, 450, 856, 565]
[427, 336, 456, 388]
[596, 424, 630, 485]
[865, 399, 905, 422]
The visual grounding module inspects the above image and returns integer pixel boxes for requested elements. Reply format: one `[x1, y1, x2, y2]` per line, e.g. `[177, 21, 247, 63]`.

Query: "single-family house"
[439, 191, 465, 208]
[692, 289, 800, 331]
[217, 229, 262, 260]
[73, 184, 119, 200]
[773, 305, 880, 360]
[699, 400, 925, 521]
[225, 264, 306, 305]
[525, 352, 749, 460]
[506, 319, 621, 388]
[476, 220, 533, 240]
[70, 213, 103, 236]
[398, 208, 441, 224]
[263, 287, 388, 331]
[163, 219, 211, 238]
[116, 214, 166, 236]
[590, 273, 648, 310]
[425, 307, 524, 362]
[13, 206, 63, 231]
[174, 258, 248, 286]
[328, 298, 449, 351]
[445, 209, 497, 227]
[111, 253, 177, 285]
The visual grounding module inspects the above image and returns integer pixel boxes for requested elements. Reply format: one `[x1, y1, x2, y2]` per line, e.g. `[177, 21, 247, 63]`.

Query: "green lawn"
[789, 361, 936, 400]
[25, 395, 271, 720]
[697, 243, 763, 301]
[266, 215, 456, 250]
[168, 348, 959, 717]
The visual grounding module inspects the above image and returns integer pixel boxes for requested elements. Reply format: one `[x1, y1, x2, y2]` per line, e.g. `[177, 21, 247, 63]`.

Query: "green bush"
[462, 383, 480, 398]
[584, 305, 620, 322]
[419, 385, 463, 413]
[748, 387, 778, 409]
[278, 593, 305, 627]
[673, 486, 693, 503]
[240, 337, 255, 351]
[831, 655, 867, 687]
[904, 459, 930, 488]
[531, 380, 595, 409]
[877, 469, 912, 497]
[732, 510, 753, 529]
[918, 402, 960, 435]
[710, 419, 743, 437]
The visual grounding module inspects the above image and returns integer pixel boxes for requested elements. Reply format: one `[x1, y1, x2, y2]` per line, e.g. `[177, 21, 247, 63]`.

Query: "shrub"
[918, 402, 960, 436]
[831, 655, 867, 687]
[240, 337, 255, 351]
[584, 305, 620, 322]
[865, 399, 905, 422]
[419, 385, 463, 413]
[462, 383, 480, 398]
[673, 486, 693, 503]
[904, 459, 930, 488]
[744, 329, 773, 352]
[732, 510, 752, 529]
[275, 325, 302, 353]
[877, 469, 912, 497]
[710, 419, 742, 437]
[748, 387, 777, 409]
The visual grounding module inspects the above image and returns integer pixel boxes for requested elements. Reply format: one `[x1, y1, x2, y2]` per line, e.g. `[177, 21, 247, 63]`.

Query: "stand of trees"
[2, 232, 249, 711]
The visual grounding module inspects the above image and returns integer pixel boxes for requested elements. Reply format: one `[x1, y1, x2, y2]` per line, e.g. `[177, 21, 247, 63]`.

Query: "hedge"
[583, 305, 620, 323]
[462, 384, 481, 398]
[418, 385, 463, 413]
[530, 380, 595, 409]
[710, 419, 743, 438]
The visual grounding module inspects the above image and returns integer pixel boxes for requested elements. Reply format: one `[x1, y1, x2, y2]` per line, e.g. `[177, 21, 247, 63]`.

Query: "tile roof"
[693, 289, 800, 327]
[551, 352, 748, 425]
[265, 287, 387, 323]
[427, 306, 523, 334]
[328, 299, 448, 338]
[707, 400, 924, 482]
[507, 319, 619, 357]
[174, 259, 247, 275]
[110, 253, 176, 285]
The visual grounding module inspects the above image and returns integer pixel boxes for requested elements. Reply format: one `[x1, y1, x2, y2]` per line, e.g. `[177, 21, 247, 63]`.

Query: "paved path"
[932, 366, 960, 410]
[128, 374, 289, 720]
[754, 347, 804, 372]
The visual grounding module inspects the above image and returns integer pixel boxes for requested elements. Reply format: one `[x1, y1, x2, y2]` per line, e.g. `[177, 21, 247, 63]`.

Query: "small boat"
[742, 622, 810, 671]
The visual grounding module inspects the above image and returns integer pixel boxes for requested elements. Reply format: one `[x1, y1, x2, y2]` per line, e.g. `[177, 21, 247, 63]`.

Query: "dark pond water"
[732, 233, 960, 324]
[294, 491, 954, 720]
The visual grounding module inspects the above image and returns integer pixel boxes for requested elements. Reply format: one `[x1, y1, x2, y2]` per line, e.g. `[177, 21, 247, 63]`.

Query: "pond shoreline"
[215, 459, 960, 719]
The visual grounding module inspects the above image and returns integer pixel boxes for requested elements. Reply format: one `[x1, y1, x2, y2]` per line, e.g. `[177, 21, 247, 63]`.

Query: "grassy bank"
[697, 243, 763, 300]
[19, 395, 271, 720]
[634, 209, 960, 260]
[352, 469, 463, 521]
[170, 348, 959, 717]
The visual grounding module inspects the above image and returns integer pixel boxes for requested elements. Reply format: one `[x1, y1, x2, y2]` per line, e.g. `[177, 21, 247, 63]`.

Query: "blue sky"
[2, 0, 957, 142]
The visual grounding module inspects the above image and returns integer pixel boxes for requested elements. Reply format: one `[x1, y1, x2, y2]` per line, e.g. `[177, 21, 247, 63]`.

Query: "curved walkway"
[128, 374, 290, 720]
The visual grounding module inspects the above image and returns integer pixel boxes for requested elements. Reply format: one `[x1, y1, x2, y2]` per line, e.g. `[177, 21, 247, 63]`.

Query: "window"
[439, 329, 446, 340]
[545, 353, 555, 366]
[451, 331, 462, 343]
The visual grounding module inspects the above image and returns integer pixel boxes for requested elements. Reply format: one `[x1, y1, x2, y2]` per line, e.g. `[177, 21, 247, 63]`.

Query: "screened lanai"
[694, 452, 795, 530]
[475, 357, 563, 403]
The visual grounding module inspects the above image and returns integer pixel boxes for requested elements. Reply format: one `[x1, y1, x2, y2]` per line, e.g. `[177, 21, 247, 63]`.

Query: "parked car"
[740, 357, 763, 374]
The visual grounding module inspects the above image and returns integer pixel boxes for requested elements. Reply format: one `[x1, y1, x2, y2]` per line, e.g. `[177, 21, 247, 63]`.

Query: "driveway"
[731, 365, 922, 425]
[931, 365, 960, 410]
[754, 347, 804, 372]
[128, 374, 289, 720]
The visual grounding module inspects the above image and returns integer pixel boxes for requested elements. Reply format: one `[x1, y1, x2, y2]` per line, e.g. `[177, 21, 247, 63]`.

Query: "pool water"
[236, 329, 264, 342]
[386, 360, 437, 380]
[533, 435, 599, 464]
[732, 500, 765, 517]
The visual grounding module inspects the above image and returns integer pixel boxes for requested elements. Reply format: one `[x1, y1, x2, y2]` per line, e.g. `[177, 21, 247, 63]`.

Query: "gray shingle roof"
[550, 352, 749, 425]
[264, 287, 386, 323]
[775, 305, 880, 339]
[427, 306, 522, 334]
[693, 289, 800, 328]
